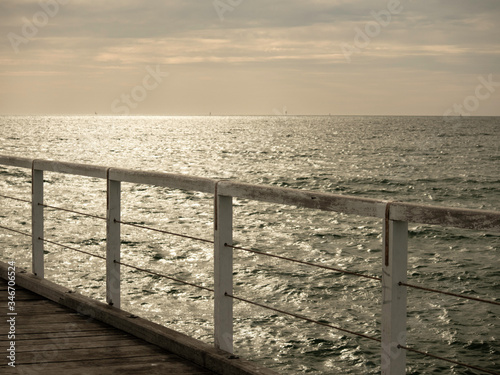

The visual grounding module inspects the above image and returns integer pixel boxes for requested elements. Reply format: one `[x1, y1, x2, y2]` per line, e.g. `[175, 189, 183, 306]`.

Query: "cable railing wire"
[9, 199, 497, 304]
[39, 203, 107, 221]
[400, 281, 500, 306]
[114, 260, 214, 294]
[18, 197, 383, 284]
[225, 292, 381, 343]
[12, 196, 498, 307]
[398, 344, 500, 375]
[39, 237, 106, 261]
[35, 201, 213, 245]
[225, 243, 382, 281]
[0, 193, 31, 204]
[39, 235, 212, 293]
[0, 224, 31, 238]
[227, 291, 499, 375]
[115, 219, 214, 245]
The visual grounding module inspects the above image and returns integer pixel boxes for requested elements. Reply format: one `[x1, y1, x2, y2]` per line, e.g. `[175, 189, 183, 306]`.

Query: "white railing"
[0, 155, 499, 375]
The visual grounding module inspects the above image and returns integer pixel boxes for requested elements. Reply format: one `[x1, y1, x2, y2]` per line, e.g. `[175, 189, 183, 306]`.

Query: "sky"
[0, 0, 499, 116]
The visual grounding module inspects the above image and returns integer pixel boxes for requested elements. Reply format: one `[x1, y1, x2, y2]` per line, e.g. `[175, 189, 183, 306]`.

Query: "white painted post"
[214, 193, 233, 353]
[381, 217, 408, 374]
[106, 177, 121, 307]
[32, 167, 44, 278]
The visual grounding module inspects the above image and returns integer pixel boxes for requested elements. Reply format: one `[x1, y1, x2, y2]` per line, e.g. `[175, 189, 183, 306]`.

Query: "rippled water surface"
[0, 115, 499, 374]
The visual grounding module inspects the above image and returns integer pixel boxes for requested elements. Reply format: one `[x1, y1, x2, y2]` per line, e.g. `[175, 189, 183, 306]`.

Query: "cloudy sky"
[1, 0, 499, 116]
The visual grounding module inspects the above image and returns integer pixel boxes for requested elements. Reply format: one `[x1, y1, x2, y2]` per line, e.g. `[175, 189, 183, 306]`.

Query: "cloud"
[0, 0, 499, 115]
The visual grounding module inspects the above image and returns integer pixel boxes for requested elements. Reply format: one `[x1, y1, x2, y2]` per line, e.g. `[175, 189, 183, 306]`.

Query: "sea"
[0, 115, 499, 374]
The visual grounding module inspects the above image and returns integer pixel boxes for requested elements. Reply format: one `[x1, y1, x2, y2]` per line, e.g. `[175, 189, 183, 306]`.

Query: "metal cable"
[228, 290, 499, 374]
[115, 219, 214, 244]
[0, 224, 31, 238]
[39, 203, 107, 221]
[37, 203, 213, 245]
[38, 236, 212, 293]
[400, 281, 500, 306]
[398, 344, 500, 375]
[0, 193, 31, 204]
[39, 237, 106, 260]
[114, 260, 214, 294]
[225, 292, 381, 343]
[225, 243, 382, 281]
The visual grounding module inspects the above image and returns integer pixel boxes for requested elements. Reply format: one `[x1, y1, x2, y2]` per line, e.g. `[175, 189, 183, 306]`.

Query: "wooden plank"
[0, 278, 217, 375]
[5, 330, 128, 341]
[0, 299, 74, 314]
[0, 286, 37, 295]
[381, 220, 408, 374]
[33, 159, 108, 179]
[0, 155, 32, 169]
[8, 344, 173, 364]
[0, 262, 279, 375]
[214, 194, 233, 353]
[5, 313, 94, 325]
[12, 336, 153, 352]
[0, 319, 112, 334]
[21, 363, 215, 375]
[0, 305, 70, 315]
[108, 168, 216, 194]
[0, 290, 45, 301]
[0, 324, 116, 335]
[7, 355, 215, 375]
[0, 331, 128, 342]
[32, 167, 44, 277]
[218, 180, 387, 218]
[3, 156, 499, 231]
[390, 202, 500, 231]
[106, 178, 121, 307]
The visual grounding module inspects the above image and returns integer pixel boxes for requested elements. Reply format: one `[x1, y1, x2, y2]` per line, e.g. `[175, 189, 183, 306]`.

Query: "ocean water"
[0, 115, 499, 374]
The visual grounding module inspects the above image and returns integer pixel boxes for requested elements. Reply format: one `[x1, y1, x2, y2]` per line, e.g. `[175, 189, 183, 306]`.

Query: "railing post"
[382, 213, 408, 374]
[106, 175, 121, 308]
[214, 191, 233, 353]
[32, 165, 44, 278]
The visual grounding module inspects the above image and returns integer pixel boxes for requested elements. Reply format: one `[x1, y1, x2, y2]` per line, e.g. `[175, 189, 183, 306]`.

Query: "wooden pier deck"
[0, 278, 215, 374]
[0, 264, 277, 375]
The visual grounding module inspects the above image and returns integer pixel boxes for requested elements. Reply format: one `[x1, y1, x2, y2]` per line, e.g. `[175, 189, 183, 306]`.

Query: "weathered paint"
[1, 155, 498, 231]
[106, 176, 121, 307]
[109, 167, 216, 194]
[31, 166, 44, 278]
[214, 194, 233, 353]
[381, 220, 408, 374]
